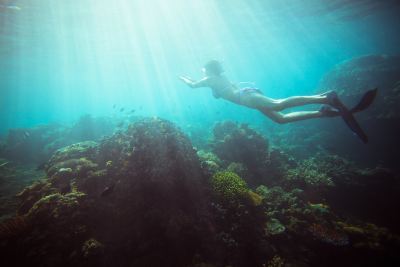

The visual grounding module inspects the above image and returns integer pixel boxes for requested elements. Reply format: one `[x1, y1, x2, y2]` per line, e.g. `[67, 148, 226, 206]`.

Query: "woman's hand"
[179, 76, 194, 86]
[179, 76, 208, 89]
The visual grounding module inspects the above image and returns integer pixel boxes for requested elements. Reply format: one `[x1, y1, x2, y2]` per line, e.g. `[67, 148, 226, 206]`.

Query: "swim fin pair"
[324, 88, 378, 144]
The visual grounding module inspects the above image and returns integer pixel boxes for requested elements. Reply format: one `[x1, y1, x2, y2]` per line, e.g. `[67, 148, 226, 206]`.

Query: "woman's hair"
[203, 60, 224, 76]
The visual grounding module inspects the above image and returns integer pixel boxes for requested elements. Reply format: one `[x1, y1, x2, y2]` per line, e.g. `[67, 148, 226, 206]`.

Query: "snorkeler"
[179, 60, 377, 143]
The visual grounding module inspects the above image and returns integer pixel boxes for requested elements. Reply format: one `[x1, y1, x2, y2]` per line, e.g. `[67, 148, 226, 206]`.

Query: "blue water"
[1, 0, 399, 135]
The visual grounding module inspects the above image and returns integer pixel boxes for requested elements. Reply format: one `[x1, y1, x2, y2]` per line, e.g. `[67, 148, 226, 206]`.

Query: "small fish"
[130, 109, 135, 113]
[0, 161, 10, 168]
[0, 5, 21, 11]
[101, 180, 120, 197]
[113, 104, 117, 109]
[116, 121, 124, 128]
[101, 184, 115, 197]
[23, 131, 30, 138]
[120, 107, 125, 112]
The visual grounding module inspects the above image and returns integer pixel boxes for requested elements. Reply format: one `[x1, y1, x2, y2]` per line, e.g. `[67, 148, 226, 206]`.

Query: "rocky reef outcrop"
[1, 118, 211, 267]
[210, 121, 270, 186]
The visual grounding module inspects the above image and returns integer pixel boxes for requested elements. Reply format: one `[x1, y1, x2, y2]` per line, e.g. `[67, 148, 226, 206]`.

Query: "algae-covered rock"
[2, 117, 211, 267]
[46, 141, 98, 173]
[197, 150, 223, 175]
[211, 121, 269, 186]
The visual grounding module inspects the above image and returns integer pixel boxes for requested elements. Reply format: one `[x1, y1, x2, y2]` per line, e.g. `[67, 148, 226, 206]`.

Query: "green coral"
[210, 171, 248, 201]
[265, 218, 286, 235]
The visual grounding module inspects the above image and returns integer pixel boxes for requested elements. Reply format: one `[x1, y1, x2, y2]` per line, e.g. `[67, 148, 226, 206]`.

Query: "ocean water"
[1, 1, 400, 267]
[1, 0, 399, 132]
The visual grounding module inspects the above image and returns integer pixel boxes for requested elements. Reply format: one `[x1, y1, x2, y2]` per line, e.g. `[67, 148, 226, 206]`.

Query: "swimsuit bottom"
[238, 87, 263, 103]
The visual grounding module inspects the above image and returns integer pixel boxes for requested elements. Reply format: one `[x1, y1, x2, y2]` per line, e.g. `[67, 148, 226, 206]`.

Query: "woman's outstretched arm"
[179, 76, 209, 88]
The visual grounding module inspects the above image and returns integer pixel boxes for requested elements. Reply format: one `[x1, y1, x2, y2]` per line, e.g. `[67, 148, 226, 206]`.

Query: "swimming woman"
[179, 60, 345, 124]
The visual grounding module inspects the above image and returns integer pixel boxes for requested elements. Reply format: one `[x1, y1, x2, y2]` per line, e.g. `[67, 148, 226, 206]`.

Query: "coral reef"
[1, 117, 400, 267]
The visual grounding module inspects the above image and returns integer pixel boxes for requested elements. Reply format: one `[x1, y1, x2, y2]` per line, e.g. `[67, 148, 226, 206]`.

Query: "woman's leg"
[271, 95, 328, 111]
[259, 107, 325, 124]
[241, 92, 330, 111]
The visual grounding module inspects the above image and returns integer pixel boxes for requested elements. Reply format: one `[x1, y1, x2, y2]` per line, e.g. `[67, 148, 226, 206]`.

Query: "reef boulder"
[211, 121, 269, 186]
[2, 118, 211, 267]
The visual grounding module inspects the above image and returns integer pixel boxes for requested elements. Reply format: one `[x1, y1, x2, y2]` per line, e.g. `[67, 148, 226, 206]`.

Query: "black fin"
[324, 88, 378, 117]
[341, 111, 369, 143]
[334, 96, 369, 144]
[350, 88, 378, 113]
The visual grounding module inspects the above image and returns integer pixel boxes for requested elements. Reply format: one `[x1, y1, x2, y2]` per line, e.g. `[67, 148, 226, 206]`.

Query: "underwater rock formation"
[1, 117, 211, 267]
[211, 121, 269, 186]
[316, 54, 400, 166]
